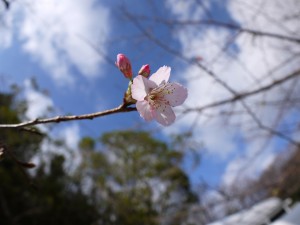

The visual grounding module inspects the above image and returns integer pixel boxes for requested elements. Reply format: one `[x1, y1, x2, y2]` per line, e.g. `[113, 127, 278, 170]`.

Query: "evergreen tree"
[0, 92, 99, 225]
[78, 131, 197, 225]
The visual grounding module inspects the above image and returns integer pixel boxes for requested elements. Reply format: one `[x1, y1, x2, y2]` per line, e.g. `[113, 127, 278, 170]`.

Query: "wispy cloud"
[58, 123, 81, 150]
[24, 79, 54, 119]
[222, 140, 277, 186]
[31, 123, 82, 173]
[23, 79, 54, 132]
[2, 0, 110, 85]
[0, 5, 13, 48]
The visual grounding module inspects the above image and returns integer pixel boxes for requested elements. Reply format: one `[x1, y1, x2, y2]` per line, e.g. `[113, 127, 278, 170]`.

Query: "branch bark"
[0, 103, 136, 129]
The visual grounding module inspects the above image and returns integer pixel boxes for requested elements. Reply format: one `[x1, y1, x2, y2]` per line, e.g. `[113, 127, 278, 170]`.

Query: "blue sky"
[1, 0, 299, 191]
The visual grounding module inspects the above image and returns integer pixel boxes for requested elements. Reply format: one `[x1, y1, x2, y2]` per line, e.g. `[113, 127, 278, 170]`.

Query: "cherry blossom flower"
[131, 66, 188, 126]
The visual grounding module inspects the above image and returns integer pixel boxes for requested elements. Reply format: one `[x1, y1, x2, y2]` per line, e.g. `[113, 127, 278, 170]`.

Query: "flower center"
[146, 94, 158, 105]
[149, 95, 156, 101]
[144, 84, 172, 110]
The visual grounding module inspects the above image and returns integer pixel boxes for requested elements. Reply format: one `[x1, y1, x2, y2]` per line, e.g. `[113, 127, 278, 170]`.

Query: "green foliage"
[0, 93, 42, 161]
[0, 92, 99, 225]
[0, 155, 99, 225]
[79, 136, 95, 151]
[78, 130, 197, 225]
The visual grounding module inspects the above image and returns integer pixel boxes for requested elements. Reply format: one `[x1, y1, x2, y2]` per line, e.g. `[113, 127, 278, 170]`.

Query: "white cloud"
[0, 4, 13, 48]
[164, 0, 300, 186]
[3, 0, 110, 85]
[57, 123, 82, 172]
[228, 0, 300, 35]
[58, 123, 81, 150]
[31, 123, 82, 173]
[50, 124, 81, 172]
[222, 141, 276, 186]
[200, 124, 237, 158]
[24, 79, 54, 117]
[23, 79, 55, 133]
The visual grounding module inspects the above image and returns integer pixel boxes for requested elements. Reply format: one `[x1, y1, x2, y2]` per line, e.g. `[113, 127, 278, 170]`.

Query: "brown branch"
[1, 0, 9, 9]
[0, 103, 137, 129]
[124, 10, 300, 147]
[240, 101, 300, 146]
[181, 68, 300, 146]
[124, 10, 300, 104]
[154, 18, 300, 44]
[183, 68, 300, 113]
[124, 12, 300, 44]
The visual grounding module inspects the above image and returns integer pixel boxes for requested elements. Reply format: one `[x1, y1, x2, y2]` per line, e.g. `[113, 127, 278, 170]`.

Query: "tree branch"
[0, 103, 137, 129]
[1, 0, 9, 9]
[183, 68, 300, 113]
[123, 10, 238, 96]
[154, 18, 300, 44]
[240, 101, 300, 146]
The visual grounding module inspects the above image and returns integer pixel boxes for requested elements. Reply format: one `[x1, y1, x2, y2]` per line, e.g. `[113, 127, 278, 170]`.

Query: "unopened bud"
[138, 64, 150, 78]
[115, 54, 133, 79]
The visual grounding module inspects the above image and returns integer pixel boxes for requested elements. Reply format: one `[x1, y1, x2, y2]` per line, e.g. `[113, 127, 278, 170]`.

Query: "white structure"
[207, 198, 296, 225]
[271, 202, 300, 225]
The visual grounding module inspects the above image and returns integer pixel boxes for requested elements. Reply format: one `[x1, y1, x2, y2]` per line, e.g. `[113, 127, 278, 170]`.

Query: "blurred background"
[1, 0, 300, 224]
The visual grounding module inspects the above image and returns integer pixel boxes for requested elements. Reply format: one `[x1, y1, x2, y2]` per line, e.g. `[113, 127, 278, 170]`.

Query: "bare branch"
[0, 103, 137, 129]
[151, 17, 300, 44]
[240, 101, 300, 146]
[1, 0, 9, 9]
[183, 68, 300, 113]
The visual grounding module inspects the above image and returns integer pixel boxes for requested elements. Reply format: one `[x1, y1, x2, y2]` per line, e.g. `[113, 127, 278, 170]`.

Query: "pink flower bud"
[138, 64, 150, 78]
[115, 53, 133, 79]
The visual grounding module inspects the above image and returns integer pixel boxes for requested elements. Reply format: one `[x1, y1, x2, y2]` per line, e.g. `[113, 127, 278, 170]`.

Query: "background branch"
[1, 0, 9, 9]
[134, 16, 300, 44]
[183, 68, 300, 113]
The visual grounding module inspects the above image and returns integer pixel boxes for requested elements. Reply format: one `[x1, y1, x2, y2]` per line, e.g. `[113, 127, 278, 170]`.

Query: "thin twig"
[240, 101, 300, 146]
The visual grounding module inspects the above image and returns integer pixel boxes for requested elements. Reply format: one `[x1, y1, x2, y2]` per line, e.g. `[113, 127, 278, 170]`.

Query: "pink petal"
[131, 75, 157, 101]
[163, 82, 188, 107]
[149, 66, 171, 86]
[153, 104, 176, 126]
[136, 100, 154, 121]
